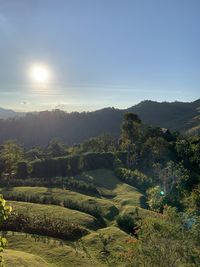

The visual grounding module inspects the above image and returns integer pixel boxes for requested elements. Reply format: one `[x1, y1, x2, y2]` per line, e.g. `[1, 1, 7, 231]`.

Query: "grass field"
[0, 186, 118, 220]
[76, 169, 144, 212]
[4, 249, 50, 267]
[1, 169, 148, 266]
[8, 201, 100, 231]
[4, 227, 130, 267]
[4, 232, 98, 267]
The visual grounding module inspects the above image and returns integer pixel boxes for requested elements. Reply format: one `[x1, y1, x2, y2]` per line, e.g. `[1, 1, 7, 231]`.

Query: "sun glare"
[30, 64, 50, 83]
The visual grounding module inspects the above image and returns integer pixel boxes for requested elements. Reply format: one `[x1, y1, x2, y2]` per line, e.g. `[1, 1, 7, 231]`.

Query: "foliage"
[2, 190, 104, 224]
[140, 137, 171, 171]
[116, 208, 139, 234]
[115, 167, 152, 191]
[146, 186, 165, 211]
[0, 195, 12, 265]
[80, 152, 114, 171]
[47, 138, 68, 158]
[3, 212, 87, 240]
[16, 161, 29, 179]
[184, 184, 200, 215]
[123, 207, 200, 267]
[30, 152, 115, 178]
[75, 133, 117, 153]
[0, 140, 24, 180]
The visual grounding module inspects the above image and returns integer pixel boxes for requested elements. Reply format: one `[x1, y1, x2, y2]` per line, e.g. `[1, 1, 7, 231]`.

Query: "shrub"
[16, 161, 29, 179]
[115, 167, 152, 191]
[2, 212, 87, 240]
[116, 213, 136, 234]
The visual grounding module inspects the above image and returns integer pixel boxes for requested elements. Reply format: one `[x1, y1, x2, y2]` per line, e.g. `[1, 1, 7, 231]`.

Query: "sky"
[0, 0, 200, 112]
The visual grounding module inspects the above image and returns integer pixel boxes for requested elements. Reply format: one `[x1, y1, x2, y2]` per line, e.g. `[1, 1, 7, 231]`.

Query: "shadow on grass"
[139, 195, 147, 209]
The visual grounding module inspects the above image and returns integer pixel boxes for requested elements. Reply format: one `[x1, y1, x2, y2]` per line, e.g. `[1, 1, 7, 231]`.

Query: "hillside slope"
[0, 99, 199, 146]
[129, 99, 200, 133]
[2, 169, 147, 267]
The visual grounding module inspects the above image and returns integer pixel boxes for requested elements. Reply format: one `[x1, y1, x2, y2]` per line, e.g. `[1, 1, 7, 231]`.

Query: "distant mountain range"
[0, 99, 199, 146]
[0, 107, 24, 119]
[128, 99, 200, 135]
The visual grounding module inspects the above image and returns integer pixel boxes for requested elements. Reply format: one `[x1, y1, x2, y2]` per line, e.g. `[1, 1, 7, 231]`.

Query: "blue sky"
[0, 0, 200, 111]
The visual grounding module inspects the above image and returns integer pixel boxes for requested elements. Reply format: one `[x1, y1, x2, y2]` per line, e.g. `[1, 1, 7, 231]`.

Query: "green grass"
[76, 169, 144, 213]
[4, 227, 130, 267]
[4, 232, 101, 267]
[8, 201, 100, 231]
[1, 186, 118, 220]
[76, 169, 122, 190]
[81, 226, 130, 266]
[3, 249, 50, 267]
[2, 169, 148, 266]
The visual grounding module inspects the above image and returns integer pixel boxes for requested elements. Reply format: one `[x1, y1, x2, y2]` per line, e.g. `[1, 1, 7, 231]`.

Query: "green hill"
[1, 169, 150, 266]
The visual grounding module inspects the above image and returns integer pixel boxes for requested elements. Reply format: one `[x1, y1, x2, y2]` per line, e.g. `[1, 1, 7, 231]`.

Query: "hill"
[0, 99, 200, 146]
[128, 99, 200, 133]
[1, 169, 147, 267]
[0, 107, 24, 119]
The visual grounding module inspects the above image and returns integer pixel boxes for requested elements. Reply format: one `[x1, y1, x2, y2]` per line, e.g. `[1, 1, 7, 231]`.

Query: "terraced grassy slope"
[8, 201, 100, 231]
[4, 227, 130, 267]
[4, 249, 50, 267]
[2, 169, 148, 266]
[4, 232, 98, 267]
[0, 186, 118, 220]
[76, 169, 144, 211]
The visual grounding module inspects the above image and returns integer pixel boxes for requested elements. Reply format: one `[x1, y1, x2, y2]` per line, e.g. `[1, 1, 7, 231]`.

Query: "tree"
[120, 113, 142, 168]
[120, 113, 141, 147]
[141, 137, 170, 172]
[0, 140, 24, 181]
[184, 185, 200, 215]
[123, 207, 200, 267]
[47, 139, 67, 158]
[146, 185, 165, 211]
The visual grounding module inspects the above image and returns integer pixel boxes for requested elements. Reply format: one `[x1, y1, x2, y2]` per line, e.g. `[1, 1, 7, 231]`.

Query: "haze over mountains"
[0, 108, 24, 119]
[0, 99, 200, 147]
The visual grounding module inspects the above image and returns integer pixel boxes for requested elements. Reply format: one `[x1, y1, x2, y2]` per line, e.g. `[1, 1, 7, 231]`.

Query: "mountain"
[0, 107, 24, 119]
[0, 99, 199, 147]
[128, 99, 200, 134]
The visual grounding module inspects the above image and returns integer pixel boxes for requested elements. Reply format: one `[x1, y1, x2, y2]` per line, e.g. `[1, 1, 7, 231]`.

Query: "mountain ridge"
[0, 99, 199, 146]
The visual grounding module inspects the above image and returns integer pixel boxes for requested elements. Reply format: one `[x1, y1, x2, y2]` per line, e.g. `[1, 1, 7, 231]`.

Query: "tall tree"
[120, 113, 142, 167]
[0, 140, 23, 180]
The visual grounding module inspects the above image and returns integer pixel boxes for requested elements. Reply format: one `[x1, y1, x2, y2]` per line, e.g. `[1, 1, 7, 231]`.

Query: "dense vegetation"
[0, 110, 200, 266]
[0, 99, 200, 147]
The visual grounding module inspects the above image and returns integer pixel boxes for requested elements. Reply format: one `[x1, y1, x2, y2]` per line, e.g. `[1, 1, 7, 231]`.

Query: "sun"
[30, 64, 50, 83]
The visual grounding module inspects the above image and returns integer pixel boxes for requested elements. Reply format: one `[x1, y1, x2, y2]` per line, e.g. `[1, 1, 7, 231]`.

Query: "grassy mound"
[8, 201, 99, 230]
[5, 232, 103, 267]
[1, 169, 148, 266]
[2, 201, 102, 240]
[1, 186, 118, 220]
[81, 226, 131, 266]
[76, 169, 144, 212]
[3, 249, 50, 267]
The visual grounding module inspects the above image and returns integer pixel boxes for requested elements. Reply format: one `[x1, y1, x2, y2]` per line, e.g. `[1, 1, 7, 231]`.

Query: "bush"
[16, 161, 29, 179]
[115, 167, 152, 191]
[30, 153, 115, 178]
[116, 213, 136, 234]
[80, 152, 114, 170]
[2, 212, 87, 240]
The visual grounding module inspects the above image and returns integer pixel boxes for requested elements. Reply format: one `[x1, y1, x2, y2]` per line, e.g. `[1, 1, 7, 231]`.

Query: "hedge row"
[2, 212, 87, 240]
[2, 191, 105, 225]
[17, 153, 114, 179]
[115, 167, 152, 191]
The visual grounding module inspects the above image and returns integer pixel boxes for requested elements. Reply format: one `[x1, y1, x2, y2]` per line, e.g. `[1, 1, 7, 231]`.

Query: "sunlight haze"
[0, 0, 200, 111]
